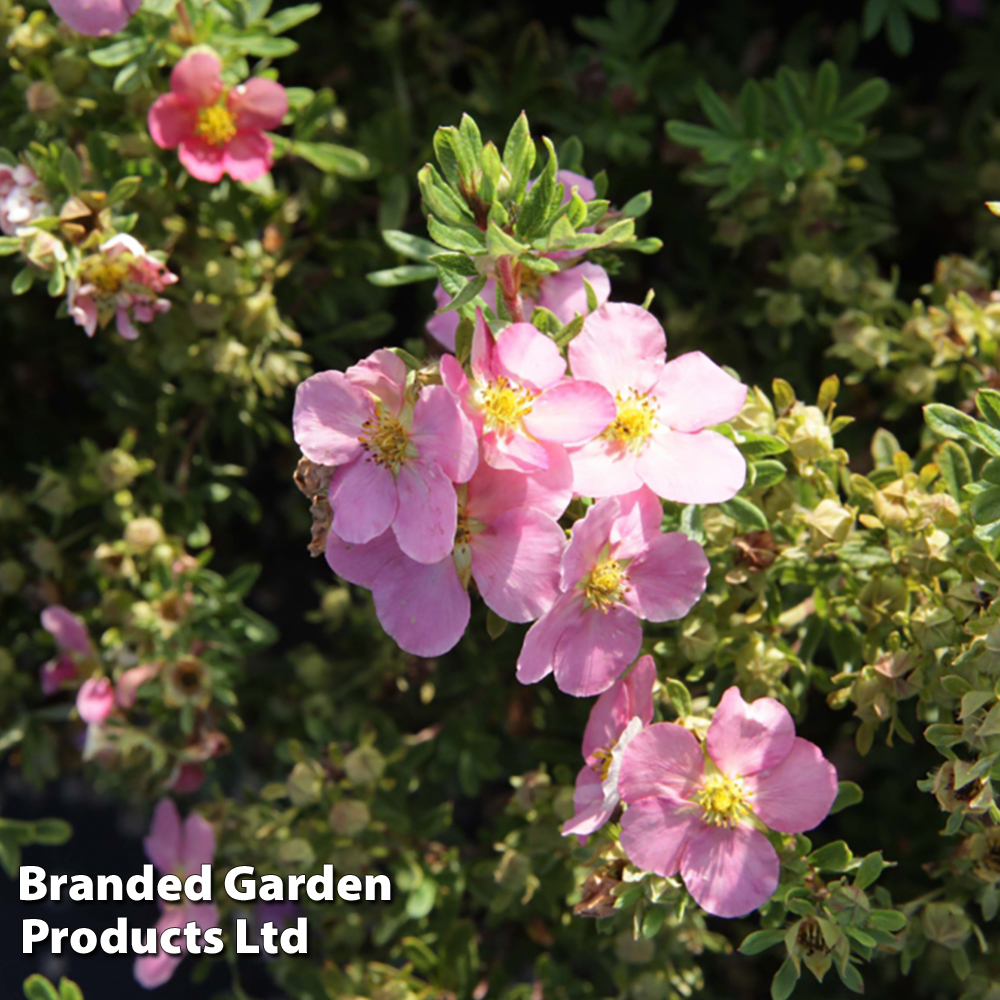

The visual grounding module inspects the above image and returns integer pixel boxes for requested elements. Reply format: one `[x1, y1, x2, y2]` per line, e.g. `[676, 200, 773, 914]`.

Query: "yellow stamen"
[591, 746, 614, 780]
[694, 772, 750, 828]
[584, 558, 627, 612]
[358, 408, 410, 472]
[477, 376, 535, 433]
[79, 254, 131, 296]
[603, 389, 657, 450]
[196, 104, 237, 147]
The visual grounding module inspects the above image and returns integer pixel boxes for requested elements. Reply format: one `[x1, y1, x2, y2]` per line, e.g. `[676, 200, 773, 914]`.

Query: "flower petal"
[619, 796, 700, 878]
[623, 532, 709, 622]
[745, 737, 838, 833]
[681, 824, 780, 918]
[582, 654, 657, 760]
[566, 436, 643, 498]
[147, 93, 198, 150]
[178, 137, 227, 184]
[133, 910, 185, 988]
[636, 426, 746, 505]
[410, 385, 478, 483]
[222, 130, 274, 183]
[706, 686, 796, 778]
[494, 322, 567, 391]
[325, 528, 403, 589]
[471, 508, 566, 622]
[535, 261, 610, 323]
[393, 460, 457, 564]
[466, 442, 572, 522]
[41, 604, 91, 655]
[228, 77, 288, 131]
[371, 553, 469, 657]
[170, 51, 224, 107]
[560, 495, 620, 590]
[483, 428, 551, 473]
[470, 307, 495, 384]
[619, 723, 704, 803]
[568, 302, 666, 396]
[144, 799, 182, 875]
[427, 283, 459, 351]
[329, 458, 398, 545]
[607, 486, 664, 560]
[561, 766, 612, 839]
[523, 379, 617, 445]
[552, 603, 642, 697]
[292, 369, 371, 465]
[346, 348, 407, 412]
[516, 591, 584, 686]
[651, 351, 748, 432]
[180, 813, 216, 877]
[49, 0, 133, 35]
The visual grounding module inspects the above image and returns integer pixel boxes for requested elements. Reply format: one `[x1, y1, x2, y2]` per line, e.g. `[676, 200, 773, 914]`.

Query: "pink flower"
[293, 348, 478, 564]
[619, 687, 838, 918]
[567, 303, 748, 504]
[76, 676, 115, 725]
[427, 262, 610, 352]
[148, 50, 288, 184]
[0, 164, 49, 235]
[516, 488, 709, 697]
[40, 605, 92, 695]
[48, 0, 140, 36]
[117, 663, 160, 709]
[325, 446, 573, 656]
[135, 799, 218, 989]
[562, 655, 656, 840]
[440, 311, 615, 472]
[67, 233, 177, 340]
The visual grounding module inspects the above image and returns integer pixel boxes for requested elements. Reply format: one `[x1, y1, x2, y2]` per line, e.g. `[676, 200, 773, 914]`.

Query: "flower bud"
[124, 516, 165, 553]
[805, 499, 855, 548]
[932, 761, 993, 815]
[96, 448, 141, 491]
[329, 799, 370, 836]
[765, 292, 805, 327]
[788, 252, 826, 288]
[34, 471, 73, 517]
[0, 558, 25, 594]
[344, 745, 385, 785]
[922, 901, 972, 950]
[28, 537, 61, 573]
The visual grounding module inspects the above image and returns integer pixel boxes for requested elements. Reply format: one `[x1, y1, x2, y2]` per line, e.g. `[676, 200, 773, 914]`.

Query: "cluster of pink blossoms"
[565, 668, 839, 917]
[67, 233, 178, 340]
[294, 288, 746, 697]
[0, 163, 50, 235]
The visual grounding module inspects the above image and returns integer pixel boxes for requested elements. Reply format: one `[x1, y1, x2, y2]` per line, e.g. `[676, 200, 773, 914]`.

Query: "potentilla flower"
[325, 445, 573, 656]
[39, 604, 92, 695]
[562, 654, 656, 840]
[567, 303, 748, 503]
[293, 348, 478, 564]
[148, 50, 288, 184]
[48, 0, 140, 35]
[427, 261, 611, 352]
[440, 310, 615, 472]
[67, 233, 177, 340]
[76, 676, 116, 725]
[135, 799, 218, 989]
[0, 163, 50, 235]
[618, 686, 838, 918]
[516, 488, 709, 697]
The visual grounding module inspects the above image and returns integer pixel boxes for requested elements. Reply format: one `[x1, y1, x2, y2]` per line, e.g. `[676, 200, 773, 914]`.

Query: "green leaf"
[936, 441, 971, 501]
[486, 221, 529, 257]
[0, 236, 22, 255]
[696, 80, 738, 136]
[814, 60, 840, 118]
[868, 908, 907, 931]
[427, 217, 486, 255]
[838, 959, 865, 994]
[971, 487, 1000, 526]
[830, 781, 864, 814]
[31, 818, 71, 845]
[771, 956, 799, 1000]
[88, 36, 145, 66]
[752, 460, 787, 489]
[739, 80, 765, 137]
[515, 137, 558, 241]
[23, 976, 60, 1000]
[437, 276, 486, 314]
[58, 980, 83, 1000]
[906, 0, 939, 18]
[11, 268, 34, 295]
[619, 190, 652, 218]
[367, 265, 437, 287]
[265, 2, 320, 33]
[59, 147, 82, 194]
[107, 175, 141, 206]
[807, 840, 853, 872]
[885, 5, 914, 55]
[292, 142, 371, 178]
[238, 35, 298, 57]
[977, 390, 1000, 430]
[502, 112, 536, 203]
[924, 404, 983, 445]
[382, 230, 440, 263]
[836, 77, 890, 120]
[854, 851, 884, 890]
[862, 0, 889, 39]
[406, 878, 437, 919]
[664, 678, 692, 717]
[641, 906, 666, 938]
[486, 609, 508, 639]
[739, 929, 786, 955]
[737, 433, 789, 458]
[718, 496, 768, 530]
[870, 427, 900, 467]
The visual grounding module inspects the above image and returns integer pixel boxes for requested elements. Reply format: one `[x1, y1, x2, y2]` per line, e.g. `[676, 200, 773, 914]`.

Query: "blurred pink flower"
[426, 261, 610, 352]
[76, 676, 115, 725]
[562, 655, 656, 840]
[440, 310, 615, 472]
[117, 663, 160, 709]
[294, 348, 478, 564]
[516, 488, 708, 697]
[67, 233, 177, 340]
[567, 303, 748, 503]
[325, 446, 572, 656]
[40, 605, 92, 695]
[0, 164, 49, 235]
[48, 0, 140, 36]
[135, 799, 218, 989]
[619, 687, 838, 918]
[148, 50, 288, 184]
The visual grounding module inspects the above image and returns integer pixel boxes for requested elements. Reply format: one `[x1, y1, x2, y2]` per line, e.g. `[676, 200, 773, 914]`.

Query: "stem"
[497, 256, 524, 323]
[175, 0, 194, 41]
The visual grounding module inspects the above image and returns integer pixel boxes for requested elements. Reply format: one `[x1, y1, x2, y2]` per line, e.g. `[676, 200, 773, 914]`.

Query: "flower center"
[477, 376, 535, 433]
[591, 745, 614, 780]
[196, 104, 237, 147]
[603, 390, 657, 450]
[80, 254, 131, 296]
[694, 772, 749, 828]
[584, 558, 627, 612]
[359, 409, 409, 472]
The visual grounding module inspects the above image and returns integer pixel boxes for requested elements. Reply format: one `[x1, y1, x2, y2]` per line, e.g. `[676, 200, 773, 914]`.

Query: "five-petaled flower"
[48, 0, 140, 36]
[148, 50, 288, 184]
[562, 654, 656, 840]
[618, 686, 838, 918]
[516, 487, 709, 697]
[567, 302, 748, 504]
